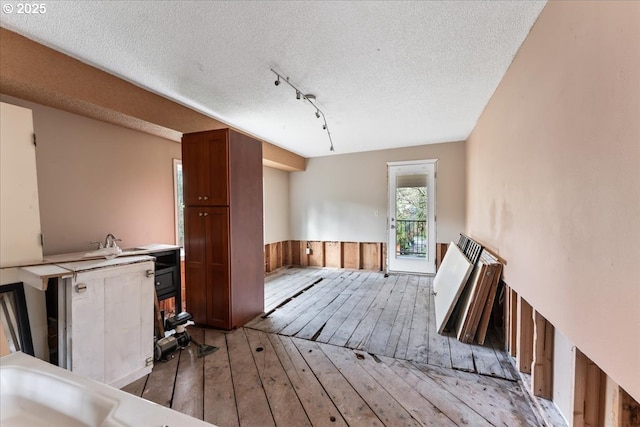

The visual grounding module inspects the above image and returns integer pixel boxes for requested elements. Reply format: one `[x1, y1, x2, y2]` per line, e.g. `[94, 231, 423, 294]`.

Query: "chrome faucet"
[104, 233, 122, 249]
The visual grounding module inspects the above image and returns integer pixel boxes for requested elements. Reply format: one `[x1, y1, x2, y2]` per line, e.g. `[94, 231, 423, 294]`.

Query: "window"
[173, 159, 184, 247]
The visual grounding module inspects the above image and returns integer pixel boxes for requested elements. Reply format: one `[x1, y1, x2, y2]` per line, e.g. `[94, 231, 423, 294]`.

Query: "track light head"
[323, 124, 327, 130]
[274, 76, 280, 86]
[296, 90, 301, 100]
[315, 110, 321, 118]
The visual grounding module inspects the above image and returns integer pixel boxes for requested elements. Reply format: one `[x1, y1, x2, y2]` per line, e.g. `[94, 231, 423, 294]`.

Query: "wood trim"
[264, 240, 386, 272]
[0, 28, 305, 172]
[532, 310, 554, 399]
[517, 296, 534, 374]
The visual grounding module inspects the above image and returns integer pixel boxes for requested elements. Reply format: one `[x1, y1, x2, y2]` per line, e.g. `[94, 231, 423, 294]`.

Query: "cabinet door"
[67, 262, 154, 386]
[184, 206, 230, 328]
[184, 206, 208, 323]
[204, 207, 230, 328]
[0, 102, 42, 267]
[67, 273, 106, 382]
[103, 261, 154, 386]
[182, 130, 229, 206]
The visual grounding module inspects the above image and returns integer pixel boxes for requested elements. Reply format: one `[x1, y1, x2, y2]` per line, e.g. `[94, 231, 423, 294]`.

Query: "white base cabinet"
[58, 260, 155, 388]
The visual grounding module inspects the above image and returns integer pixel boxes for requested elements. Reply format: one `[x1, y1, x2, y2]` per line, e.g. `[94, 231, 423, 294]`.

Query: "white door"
[387, 160, 436, 274]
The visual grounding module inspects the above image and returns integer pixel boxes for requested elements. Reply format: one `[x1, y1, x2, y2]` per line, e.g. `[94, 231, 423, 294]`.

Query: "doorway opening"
[387, 160, 436, 274]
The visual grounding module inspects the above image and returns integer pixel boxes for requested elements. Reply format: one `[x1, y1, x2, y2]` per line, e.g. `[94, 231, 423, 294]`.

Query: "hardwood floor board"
[121, 374, 147, 397]
[226, 329, 276, 427]
[447, 331, 476, 372]
[295, 271, 373, 340]
[246, 270, 345, 333]
[292, 337, 385, 427]
[277, 273, 352, 336]
[404, 277, 431, 364]
[244, 329, 312, 427]
[172, 328, 205, 419]
[366, 274, 410, 355]
[313, 271, 377, 343]
[345, 274, 398, 350]
[379, 355, 491, 426]
[203, 330, 239, 427]
[486, 330, 519, 382]
[408, 360, 538, 426]
[471, 341, 509, 379]
[426, 276, 453, 368]
[269, 334, 348, 427]
[264, 269, 325, 312]
[384, 274, 419, 358]
[325, 272, 388, 347]
[141, 347, 180, 407]
[321, 343, 449, 427]
[123, 268, 546, 427]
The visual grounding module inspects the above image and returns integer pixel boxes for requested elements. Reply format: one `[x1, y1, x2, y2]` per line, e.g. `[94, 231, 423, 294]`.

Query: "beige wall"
[263, 166, 290, 244]
[290, 142, 465, 244]
[466, 0, 640, 401]
[1, 95, 181, 255]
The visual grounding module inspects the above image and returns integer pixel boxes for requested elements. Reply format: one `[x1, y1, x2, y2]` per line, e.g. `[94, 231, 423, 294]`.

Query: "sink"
[83, 247, 122, 259]
[0, 365, 120, 427]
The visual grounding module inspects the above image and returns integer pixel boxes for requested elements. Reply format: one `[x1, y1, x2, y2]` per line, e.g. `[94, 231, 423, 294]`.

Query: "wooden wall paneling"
[264, 244, 271, 273]
[517, 296, 534, 374]
[308, 241, 324, 267]
[324, 242, 342, 268]
[573, 349, 605, 427]
[532, 310, 554, 399]
[509, 287, 518, 356]
[619, 387, 640, 427]
[343, 242, 360, 269]
[283, 241, 291, 267]
[360, 242, 381, 271]
[291, 241, 301, 266]
[276, 241, 283, 269]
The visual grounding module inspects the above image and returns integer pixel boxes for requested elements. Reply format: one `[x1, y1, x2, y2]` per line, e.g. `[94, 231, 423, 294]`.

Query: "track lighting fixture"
[271, 68, 335, 152]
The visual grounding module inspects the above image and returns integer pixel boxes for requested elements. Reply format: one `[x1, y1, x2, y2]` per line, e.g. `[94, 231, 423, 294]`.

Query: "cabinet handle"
[203, 212, 208, 216]
[199, 212, 203, 217]
[75, 283, 87, 293]
[146, 269, 155, 278]
[198, 196, 203, 200]
[156, 281, 161, 286]
[203, 196, 209, 200]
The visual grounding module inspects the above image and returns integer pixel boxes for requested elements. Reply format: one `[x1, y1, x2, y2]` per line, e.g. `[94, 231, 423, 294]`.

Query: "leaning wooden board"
[433, 242, 474, 334]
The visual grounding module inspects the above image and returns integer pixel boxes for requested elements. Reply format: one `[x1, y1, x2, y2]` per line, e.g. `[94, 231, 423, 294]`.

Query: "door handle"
[390, 225, 395, 229]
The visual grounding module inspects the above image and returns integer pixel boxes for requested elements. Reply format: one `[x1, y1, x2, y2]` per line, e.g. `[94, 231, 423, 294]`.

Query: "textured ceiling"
[1, 1, 546, 158]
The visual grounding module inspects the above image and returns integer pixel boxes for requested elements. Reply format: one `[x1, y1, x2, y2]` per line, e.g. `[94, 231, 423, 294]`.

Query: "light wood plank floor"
[123, 268, 541, 427]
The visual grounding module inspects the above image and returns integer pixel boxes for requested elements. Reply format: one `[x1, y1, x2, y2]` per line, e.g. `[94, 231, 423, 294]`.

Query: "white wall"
[290, 142, 465, 243]
[263, 166, 290, 244]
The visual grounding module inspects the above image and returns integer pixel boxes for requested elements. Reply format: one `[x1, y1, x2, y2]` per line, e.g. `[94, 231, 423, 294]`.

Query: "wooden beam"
[516, 296, 534, 373]
[0, 28, 306, 172]
[532, 310, 554, 399]
[574, 349, 605, 427]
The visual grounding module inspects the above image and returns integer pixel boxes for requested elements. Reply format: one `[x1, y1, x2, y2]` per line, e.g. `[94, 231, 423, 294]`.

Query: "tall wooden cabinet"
[182, 129, 264, 330]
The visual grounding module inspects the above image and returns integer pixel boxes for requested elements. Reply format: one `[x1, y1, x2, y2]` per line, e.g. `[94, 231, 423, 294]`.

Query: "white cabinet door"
[66, 261, 154, 387]
[0, 102, 42, 268]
